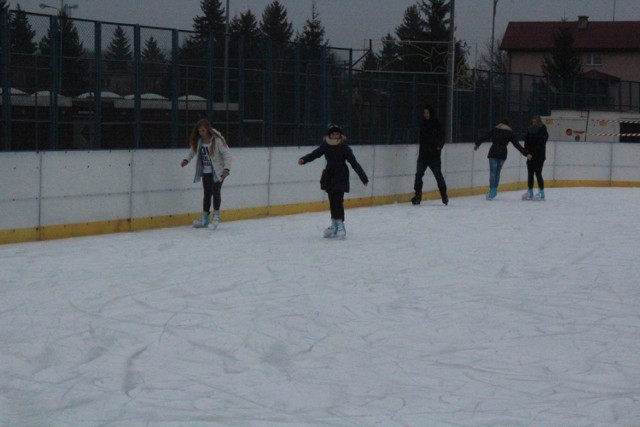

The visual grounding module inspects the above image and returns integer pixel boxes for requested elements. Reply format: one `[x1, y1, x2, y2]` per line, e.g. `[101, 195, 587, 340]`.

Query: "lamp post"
[39, 1, 78, 92]
[489, 0, 498, 129]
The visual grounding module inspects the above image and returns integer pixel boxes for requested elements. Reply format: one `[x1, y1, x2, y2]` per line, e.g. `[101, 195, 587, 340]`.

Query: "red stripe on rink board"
[588, 133, 640, 137]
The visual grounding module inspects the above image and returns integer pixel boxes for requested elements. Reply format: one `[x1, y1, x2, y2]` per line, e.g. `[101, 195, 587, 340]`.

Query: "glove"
[180, 159, 188, 167]
[526, 154, 533, 160]
[221, 169, 230, 180]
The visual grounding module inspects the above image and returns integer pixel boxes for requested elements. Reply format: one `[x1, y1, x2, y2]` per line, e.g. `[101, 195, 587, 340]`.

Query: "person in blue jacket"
[298, 124, 369, 239]
[474, 119, 530, 200]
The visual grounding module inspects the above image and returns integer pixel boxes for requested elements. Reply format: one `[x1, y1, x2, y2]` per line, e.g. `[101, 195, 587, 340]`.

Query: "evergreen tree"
[395, 5, 427, 72]
[259, 1, 294, 72]
[230, 10, 261, 39]
[141, 36, 169, 94]
[181, 0, 226, 63]
[9, 5, 36, 54]
[361, 50, 379, 71]
[542, 22, 582, 90]
[38, 10, 88, 95]
[8, 5, 37, 89]
[378, 33, 400, 71]
[295, 2, 328, 63]
[259, 1, 293, 43]
[420, 0, 449, 41]
[419, 0, 450, 76]
[104, 25, 132, 72]
[229, 10, 262, 68]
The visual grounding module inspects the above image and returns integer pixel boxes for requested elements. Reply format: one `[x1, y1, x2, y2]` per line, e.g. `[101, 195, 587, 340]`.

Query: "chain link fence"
[2, 8, 640, 151]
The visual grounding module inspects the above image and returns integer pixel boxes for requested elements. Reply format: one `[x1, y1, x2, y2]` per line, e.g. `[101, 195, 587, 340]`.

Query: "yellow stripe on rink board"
[2, 180, 640, 245]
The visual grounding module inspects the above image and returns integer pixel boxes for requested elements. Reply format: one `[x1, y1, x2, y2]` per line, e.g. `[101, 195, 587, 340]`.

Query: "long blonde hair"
[188, 118, 228, 150]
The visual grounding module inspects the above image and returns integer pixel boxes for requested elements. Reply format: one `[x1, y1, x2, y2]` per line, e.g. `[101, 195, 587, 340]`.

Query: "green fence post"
[171, 29, 179, 148]
[49, 16, 59, 150]
[1, 6, 11, 150]
[93, 21, 102, 149]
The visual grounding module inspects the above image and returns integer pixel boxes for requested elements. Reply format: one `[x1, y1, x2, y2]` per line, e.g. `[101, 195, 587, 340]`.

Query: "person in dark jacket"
[522, 115, 549, 200]
[411, 105, 449, 205]
[474, 119, 530, 200]
[298, 124, 369, 239]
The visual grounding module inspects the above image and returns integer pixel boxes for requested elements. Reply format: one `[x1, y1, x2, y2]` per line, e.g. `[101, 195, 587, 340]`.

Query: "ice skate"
[323, 220, 338, 238]
[192, 212, 210, 228]
[335, 220, 346, 240]
[411, 192, 421, 205]
[522, 189, 534, 200]
[210, 211, 220, 229]
[533, 189, 545, 201]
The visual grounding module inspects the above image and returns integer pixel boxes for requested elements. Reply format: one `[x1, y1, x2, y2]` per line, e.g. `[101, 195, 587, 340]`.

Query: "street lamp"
[39, 1, 78, 93]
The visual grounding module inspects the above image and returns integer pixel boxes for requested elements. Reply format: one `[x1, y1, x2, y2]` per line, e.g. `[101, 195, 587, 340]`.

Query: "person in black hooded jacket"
[411, 105, 449, 205]
[298, 124, 369, 239]
[474, 119, 530, 200]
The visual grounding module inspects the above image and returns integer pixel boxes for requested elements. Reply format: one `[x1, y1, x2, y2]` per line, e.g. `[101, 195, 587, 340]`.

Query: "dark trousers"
[328, 192, 345, 221]
[527, 158, 545, 190]
[202, 173, 223, 212]
[414, 157, 448, 201]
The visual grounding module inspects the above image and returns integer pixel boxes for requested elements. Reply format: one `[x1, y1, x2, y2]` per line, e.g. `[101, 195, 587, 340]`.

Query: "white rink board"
[1, 141, 640, 233]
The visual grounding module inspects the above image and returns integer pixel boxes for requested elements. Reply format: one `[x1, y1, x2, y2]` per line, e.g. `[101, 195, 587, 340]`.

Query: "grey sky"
[11, 0, 640, 64]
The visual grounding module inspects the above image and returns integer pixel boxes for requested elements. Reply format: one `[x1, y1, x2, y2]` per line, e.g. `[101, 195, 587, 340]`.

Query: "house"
[501, 16, 640, 83]
[500, 16, 640, 110]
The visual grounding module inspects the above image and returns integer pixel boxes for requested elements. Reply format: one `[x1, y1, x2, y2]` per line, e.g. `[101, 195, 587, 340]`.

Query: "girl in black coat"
[298, 124, 369, 239]
[522, 115, 549, 200]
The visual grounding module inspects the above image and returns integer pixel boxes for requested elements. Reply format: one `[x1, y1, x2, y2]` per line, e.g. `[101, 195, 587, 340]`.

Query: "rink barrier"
[1, 141, 640, 244]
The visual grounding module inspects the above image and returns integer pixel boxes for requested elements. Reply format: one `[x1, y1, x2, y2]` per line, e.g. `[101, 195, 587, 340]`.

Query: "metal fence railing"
[2, 8, 640, 151]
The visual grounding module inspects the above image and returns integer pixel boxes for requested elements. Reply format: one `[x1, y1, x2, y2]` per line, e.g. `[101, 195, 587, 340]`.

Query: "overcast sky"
[10, 0, 640, 64]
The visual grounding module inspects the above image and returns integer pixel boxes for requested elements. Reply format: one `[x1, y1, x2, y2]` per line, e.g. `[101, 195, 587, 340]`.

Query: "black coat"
[524, 124, 549, 160]
[418, 116, 445, 160]
[476, 123, 526, 160]
[301, 137, 369, 193]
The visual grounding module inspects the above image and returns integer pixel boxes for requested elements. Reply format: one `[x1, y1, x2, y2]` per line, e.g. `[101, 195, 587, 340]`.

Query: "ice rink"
[1, 187, 639, 426]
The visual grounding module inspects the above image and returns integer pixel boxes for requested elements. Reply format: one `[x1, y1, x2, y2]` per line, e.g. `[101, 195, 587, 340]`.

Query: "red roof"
[501, 20, 640, 51]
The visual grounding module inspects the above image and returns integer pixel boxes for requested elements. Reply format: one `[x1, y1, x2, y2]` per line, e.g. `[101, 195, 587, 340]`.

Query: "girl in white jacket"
[180, 119, 232, 229]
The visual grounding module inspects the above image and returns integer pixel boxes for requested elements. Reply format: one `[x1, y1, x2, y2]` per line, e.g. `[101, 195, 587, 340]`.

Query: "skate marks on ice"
[0, 188, 639, 425]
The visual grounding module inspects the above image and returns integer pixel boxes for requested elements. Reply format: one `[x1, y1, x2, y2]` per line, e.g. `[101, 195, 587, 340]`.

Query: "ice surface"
[1, 188, 639, 426]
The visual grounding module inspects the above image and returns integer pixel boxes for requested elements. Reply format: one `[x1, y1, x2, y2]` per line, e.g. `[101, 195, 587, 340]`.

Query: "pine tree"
[141, 36, 169, 94]
[259, 1, 294, 72]
[542, 22, 582, 90]
[295, 2, 328, 63]
[229, 10, 262, 68]
[9, 5, 36, 54]
[8, 5, 37, 89]
[378, 33, 400, 71]
[230, 10, 261, 39]
[259, 1, 293, 43]
[181, 0, 226, 63]
[395, 5, 427, 72]
[38, 10, 88, 95]
[420, 0, 449, 41]
[104, 25, 132, 72]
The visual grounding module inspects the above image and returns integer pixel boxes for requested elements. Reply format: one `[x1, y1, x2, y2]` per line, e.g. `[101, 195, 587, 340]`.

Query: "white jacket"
[185, 130, 232, 183]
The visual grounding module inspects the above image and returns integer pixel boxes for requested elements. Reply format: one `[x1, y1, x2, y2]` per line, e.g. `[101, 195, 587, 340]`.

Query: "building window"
[586, 53, 602, 67]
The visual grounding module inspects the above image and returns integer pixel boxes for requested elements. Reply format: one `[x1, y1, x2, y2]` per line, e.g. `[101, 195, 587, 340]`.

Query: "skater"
[180, 118, 232, 229]
[411, 105, 449, 206]
[474, 118, 530, 200]
[522, 115, 549, 201]
[298, 123, 368, 239]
